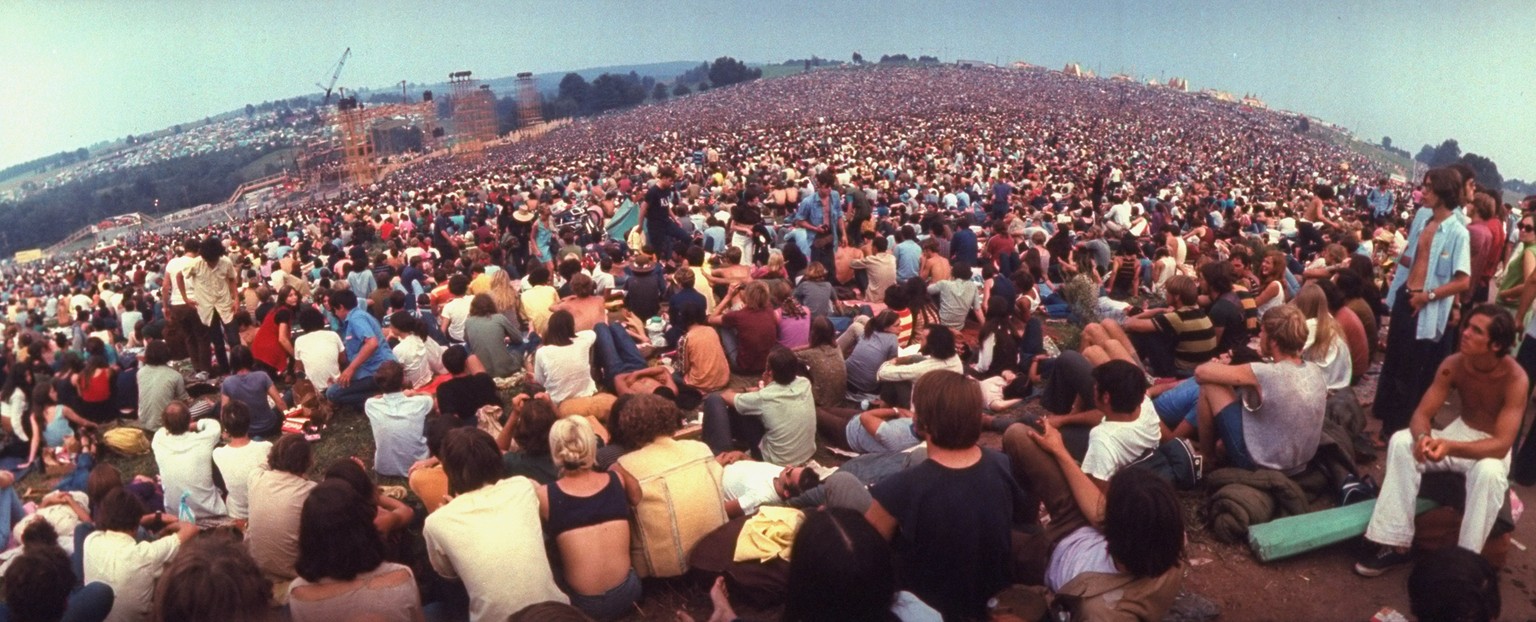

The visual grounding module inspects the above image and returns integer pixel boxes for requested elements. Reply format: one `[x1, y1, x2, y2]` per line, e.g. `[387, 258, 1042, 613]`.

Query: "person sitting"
[2, 520, 114, 622]
[549, 274, 608, 333]
[592, 317, 656, 390]
[18, 383, 97, 473]
[701, 347, 816, 466]
[773, 280, 812, 350]
[843, 310, 901, 400]
[1192, 305, 1326, 473]
[1078, 274, 1216, 378]
[536, 417, 642, 621]
[289, 478, 423, 622]
[708, 281, 779, 376]
[151, 400, 225, 521]
[673, 301, 731, 395]
[1407, 547, 1502, 622]
[363, 361, 433, 478]
[320, 459, 416, 541]
[152, 533, 271, 622]
[434, 345, 500, 426]
[1293, 283, 1352, 391]
[462, 293, 524, 379]
[856, 370, 1029, 620]
[795, 316, 846, 409]
[531, 310, 599, 408]
[927, 263, 982, 332]
[785, 507, 941, 621]
[726, 418, 831, 504]
[1003, 421, 1185, 619]
[219, 345, 287, 439]
[211, 402, 272, 527]
[293, 306, 345, 393]
[135, 339, 188, 432]
[82, 488, 198, 622]
[387, 311, 447, 390]
[498, 393, 562, 485]
[611, 395, 727, 579]
[408, 415, 454, 515]
[1357, 305, 1525, 576]
[424, 427, 567, 621]
[246, 434, 317, 591]
[874, 325, 964, 409]
[325, 289, 397, 409]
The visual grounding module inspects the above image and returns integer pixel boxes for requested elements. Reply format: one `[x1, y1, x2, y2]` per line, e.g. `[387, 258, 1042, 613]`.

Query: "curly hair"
[618, 394, 682, 449]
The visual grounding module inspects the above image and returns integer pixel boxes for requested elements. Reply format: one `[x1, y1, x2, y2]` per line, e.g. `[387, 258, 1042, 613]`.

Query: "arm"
[336, 337, 378, 387]
[858, 407, 909, 437]
[1193, 361, 1259, 387]
[276, 322, 294, 355]
[59, 406, 97, 429]
[267, 382, 288, 413]
[864, 499, 899, 540]
[611, 464, 643, 507]
[176, 272, 193, 307]
[374, 494, 416, 534]
[1254, 281, 1281, 307]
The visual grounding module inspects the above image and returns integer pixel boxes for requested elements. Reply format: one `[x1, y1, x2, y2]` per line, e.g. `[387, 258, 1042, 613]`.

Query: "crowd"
[0, 65, 1528, 621]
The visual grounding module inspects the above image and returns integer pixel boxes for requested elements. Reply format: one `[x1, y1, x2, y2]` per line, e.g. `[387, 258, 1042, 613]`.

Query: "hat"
[511, 208, 537, 224]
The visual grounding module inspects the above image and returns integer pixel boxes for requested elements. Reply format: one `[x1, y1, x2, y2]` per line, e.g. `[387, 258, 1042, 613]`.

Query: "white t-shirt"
[165, 255, 195, 305]
[424, 477, 567, 621]
[84, 530, 182, 622]
[294, 330, 345, 391]
[1079, 397, 1162, 481]
[1, 390, 26, 443]
[211, 440, 273, 520]
[722, 460, 783, 516]
[532, 331, 597, 402]
[1045, 527, 1119, 592]
[393, 335, 446, 389]
[152, 419, 226, 520]
[441, 296, 473, 341]
[1304, 318, 1352, 391]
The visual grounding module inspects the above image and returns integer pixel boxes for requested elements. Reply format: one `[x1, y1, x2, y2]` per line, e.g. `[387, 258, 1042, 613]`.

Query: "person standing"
[794, 171, 845, 275]
[1375, 168, 1472, 442]
[162, 240, 202, 368]
[644, 167, 690, 261]
[181, 237, 240, 376]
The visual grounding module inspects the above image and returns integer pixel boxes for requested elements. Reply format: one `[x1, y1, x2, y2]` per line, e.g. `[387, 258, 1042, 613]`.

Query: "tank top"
[80, 370, 112, 403]
[545, 472, 631, 538]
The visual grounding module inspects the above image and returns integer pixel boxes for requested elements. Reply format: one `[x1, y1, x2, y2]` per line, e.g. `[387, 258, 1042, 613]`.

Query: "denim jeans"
[593, 322, 647, 386]
[700, 393, 764, 457]
[566, 569, 642, 622]
[324, 375, 381, 409]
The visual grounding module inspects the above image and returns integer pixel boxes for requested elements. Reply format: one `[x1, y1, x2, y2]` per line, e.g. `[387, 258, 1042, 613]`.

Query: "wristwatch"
[1427, 290, 1437, 301]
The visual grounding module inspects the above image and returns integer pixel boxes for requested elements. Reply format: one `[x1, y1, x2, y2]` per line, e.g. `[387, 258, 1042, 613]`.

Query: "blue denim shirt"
[794, 191, 844, 248]
[1387, 208, 1471, 340]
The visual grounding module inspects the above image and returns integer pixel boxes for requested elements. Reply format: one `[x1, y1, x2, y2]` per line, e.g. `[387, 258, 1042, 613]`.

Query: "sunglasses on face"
[1522, 224, 1536, 232]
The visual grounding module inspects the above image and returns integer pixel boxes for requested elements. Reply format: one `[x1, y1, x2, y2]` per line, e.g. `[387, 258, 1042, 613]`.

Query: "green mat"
[1247, 498, 1439, 563]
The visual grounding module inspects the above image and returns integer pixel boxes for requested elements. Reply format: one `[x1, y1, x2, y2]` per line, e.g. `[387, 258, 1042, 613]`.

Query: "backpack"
[102, 427, 151, 457]
[1127, 437, 1203, 490]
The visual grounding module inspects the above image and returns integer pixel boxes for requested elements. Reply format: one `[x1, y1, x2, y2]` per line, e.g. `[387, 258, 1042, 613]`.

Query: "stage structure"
[516, 72, 542, 128]
[298, 94, 442, 187]
[449, 71, 497, 160]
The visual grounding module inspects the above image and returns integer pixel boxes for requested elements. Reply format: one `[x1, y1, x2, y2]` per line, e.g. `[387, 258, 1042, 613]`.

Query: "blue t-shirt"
[342, 309, 395, 379]
[221, 372, 279, 437]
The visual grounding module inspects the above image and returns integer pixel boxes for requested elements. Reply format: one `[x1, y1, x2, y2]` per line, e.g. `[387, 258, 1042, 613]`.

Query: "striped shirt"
[1152, 307, 1218, 370]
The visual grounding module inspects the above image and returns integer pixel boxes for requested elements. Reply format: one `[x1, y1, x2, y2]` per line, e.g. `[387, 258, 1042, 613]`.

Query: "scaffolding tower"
[449, 71, 496, 160]
[516, 72, 542, 128]
[336, 97, 377, 186]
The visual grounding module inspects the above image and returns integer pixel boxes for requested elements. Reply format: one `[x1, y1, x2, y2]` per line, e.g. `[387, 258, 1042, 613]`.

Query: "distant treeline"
[0, 148, 92, 184]
[0, 144, 280, 255]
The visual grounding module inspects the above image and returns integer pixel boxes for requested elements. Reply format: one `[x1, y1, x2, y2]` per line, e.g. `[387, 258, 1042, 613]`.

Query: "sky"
[3, 0, 1534, 179]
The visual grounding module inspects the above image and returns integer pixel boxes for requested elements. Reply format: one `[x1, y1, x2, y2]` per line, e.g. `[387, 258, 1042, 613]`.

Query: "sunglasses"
[1522, 224, 1536, 232]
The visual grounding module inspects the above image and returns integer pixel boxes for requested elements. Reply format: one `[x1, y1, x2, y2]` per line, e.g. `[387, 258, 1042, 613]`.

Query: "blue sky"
[3, 0, 1534, 178]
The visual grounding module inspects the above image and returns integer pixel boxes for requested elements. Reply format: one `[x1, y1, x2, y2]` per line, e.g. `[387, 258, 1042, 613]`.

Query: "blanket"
[1205, 468, 1310, 544]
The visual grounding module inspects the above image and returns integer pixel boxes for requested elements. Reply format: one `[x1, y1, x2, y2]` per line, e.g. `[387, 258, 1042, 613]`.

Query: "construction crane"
[316, 47, 351, 104]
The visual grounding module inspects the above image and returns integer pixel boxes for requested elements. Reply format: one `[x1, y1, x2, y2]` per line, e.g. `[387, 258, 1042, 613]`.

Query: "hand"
[1422, 437, 1450, 462]
[1409, 292, 1429, 312]
[336, 367, 355, 388]
[716, 450, 749, 466]
[1027, 417, 1068, 458]
[1412, 433, 1432, 462]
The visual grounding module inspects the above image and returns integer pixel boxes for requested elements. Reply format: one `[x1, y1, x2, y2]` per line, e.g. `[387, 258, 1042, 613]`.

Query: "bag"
[102, 427, 151, 456]
[290, 379, 333, 429]
[476, 405, 505, 441]
[1127, 438, 1202, 490]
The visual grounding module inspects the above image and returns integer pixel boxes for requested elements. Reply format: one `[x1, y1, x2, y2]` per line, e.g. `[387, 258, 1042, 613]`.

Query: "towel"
[733, 506, 804, 563]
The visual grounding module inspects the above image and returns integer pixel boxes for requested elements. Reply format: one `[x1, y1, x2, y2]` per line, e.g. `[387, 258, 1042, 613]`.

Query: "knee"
[1467, 460, 1508, 489]
[1002, 423, 1036, 455]
[1386, 428, 1415, 454]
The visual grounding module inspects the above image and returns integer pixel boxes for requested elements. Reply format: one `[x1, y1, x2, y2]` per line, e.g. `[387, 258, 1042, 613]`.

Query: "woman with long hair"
[974, 295, 1019, 378]
[288, 479, 423, 622]
[1106, 233, 1141, 300]
[73, 338, 115, 424]
[462, 294, 524, 378]
[1255, 250, 1289, 316]
[250, 285, 302, 379]
[20, 383, 96, 471]
[773, 280, 811, 350]
[1293, 283, 1351, 391]
[486, 268, 526, 333]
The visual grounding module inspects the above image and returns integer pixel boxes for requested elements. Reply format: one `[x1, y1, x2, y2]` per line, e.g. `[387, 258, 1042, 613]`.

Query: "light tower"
[449, 71, 495, 160]
[516, 71, 542, 129]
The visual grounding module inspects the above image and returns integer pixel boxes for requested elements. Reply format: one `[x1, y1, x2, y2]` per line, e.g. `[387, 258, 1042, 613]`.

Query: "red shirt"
[1483, 219, 1506, 279]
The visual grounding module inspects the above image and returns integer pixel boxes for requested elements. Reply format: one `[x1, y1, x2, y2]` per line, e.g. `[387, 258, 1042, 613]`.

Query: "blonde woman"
[1293, 283, 1351, 391]
[486, 269, 526, 333]
[536, 417, 641, 621]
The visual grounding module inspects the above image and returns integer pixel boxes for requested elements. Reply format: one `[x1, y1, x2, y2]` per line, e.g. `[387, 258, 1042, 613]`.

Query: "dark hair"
[153, 534, 271, 622]
[618, 394, 681, 448]
[221, 400, 251, 438]
[528, 265, 551, 286]
[1092, 359, 1149, 413]
[228, 344, 254, 372]
[1465, 303, 1516, 358]
[448, 274, 470, 296]
[296, 479, 385, 583]
[910, 370, 982, 450]
[808, 316, 837, 349]
[513, 399, 558, 458]
[440, 427, 504, 495]
[144, 339, 171, 366]
[673, 301, 707, 332]
[543, 310, 576, 346]
[767, 346, 804, 385]
[1103, 468, 1184, 577]
[268, 434, 313, 476]
[328, 288, 359, 312]
[199, 236, 226, 264]
[862, 310, 899, 341]
[374, 360, 405, 393]
[783, 508, 899, 622]
[20, 519, 59, 550]
[298, 306, 327, 331]
[96, 487, 146, 532]
[3, 545, 73, 622]
[569, 273, 595, 297]
[919, 325, 956, 360]
[1198, 260, 1233, 295]
[1408, 546, 1500, 622]
[162, 400, 192, 435]
[442, 344, 470, 375]
[468, 293, 496, 317]
[1423, 167, 1463, 209]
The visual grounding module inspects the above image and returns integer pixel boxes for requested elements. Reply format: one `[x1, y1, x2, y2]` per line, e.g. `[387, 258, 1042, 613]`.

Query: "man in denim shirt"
[1374, 168, 1471, 442]
[793, 171, 845, 274]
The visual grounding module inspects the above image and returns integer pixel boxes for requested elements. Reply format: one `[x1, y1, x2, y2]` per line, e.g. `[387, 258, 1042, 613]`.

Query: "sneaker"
[1354, 545, 1412, 577]
[192, 371, 209, 382]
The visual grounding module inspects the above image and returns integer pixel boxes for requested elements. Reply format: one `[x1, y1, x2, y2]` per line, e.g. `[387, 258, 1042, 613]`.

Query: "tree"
[245, 103, 256, 117]
[652, 82, 669, 101]
[1382, 136, 1393, 149]
[918, 55, 938, 63]
[852, 52, 864, 64]
[1460, 153, 1504, 193]
[558, 73, 591, 112]
[672, 82, 692, 97]
[707, 56, 761, 88]
[1415, 144, 1436, 164]
[588, 73, 647, 113]
[1429, 139, 1461, 167]
[698, 82, 711, 92]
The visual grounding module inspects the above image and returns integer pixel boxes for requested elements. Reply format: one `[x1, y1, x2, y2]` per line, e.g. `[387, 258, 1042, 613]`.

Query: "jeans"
[204, 311, 241, 375]
[700, 393, 765, 457]
[325, 375, 381, 409]
[0, 583, 115, 622]
[0, 487, 24, 544]
[1374, 289, 1453, 437]
[788, 448, 929, 510]
[646, 219, 692, 260]
[566, 568, 642, 622]
[593, 322, 647, 386]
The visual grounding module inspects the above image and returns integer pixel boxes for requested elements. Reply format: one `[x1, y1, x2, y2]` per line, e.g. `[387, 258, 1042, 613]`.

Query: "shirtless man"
[549, 274, 606, 333]
[1373, 167, 1471, 441]
[1356, 304, 1525, 576]
[918, 239, 952, 283]
[706, 247, 753, 289]
[614, 366, 678, 399]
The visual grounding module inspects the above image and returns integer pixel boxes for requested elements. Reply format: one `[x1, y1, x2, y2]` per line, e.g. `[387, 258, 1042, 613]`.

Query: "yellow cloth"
[733, 506, 804, 564]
